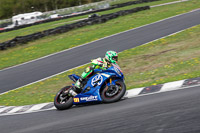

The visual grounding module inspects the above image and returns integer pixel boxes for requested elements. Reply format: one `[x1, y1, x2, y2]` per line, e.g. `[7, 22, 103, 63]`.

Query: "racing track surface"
[0, 9, 200, 93]
[0, 85, 200, 133]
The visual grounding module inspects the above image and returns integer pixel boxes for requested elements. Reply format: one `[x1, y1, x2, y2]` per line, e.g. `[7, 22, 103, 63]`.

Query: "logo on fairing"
[91, 74, 103, 86]
[73, 98, 80, 102]
[114, 66, 121, 76]
[80, 96, 98, 101]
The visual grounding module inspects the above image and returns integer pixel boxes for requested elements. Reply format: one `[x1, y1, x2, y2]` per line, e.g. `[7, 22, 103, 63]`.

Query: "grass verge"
[0, 24, 199, 106]
[0, 0, 198, 70]
[0, 0, 178, 43]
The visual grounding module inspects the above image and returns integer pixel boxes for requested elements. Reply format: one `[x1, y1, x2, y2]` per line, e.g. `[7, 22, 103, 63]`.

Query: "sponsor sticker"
[73, 98, 80, 102]
[80, 96, 98, 102]
[91, 74, 103, 86]
[114, 66, 121, 76]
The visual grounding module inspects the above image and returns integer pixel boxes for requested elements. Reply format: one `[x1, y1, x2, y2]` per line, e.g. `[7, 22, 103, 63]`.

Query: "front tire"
[54, 86, 73, 110]
[101, 80, 126, 103]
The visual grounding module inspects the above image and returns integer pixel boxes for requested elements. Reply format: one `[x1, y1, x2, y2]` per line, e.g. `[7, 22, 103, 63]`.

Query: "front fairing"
[72, 65, 124, 104]
[73, 73, 112, 104]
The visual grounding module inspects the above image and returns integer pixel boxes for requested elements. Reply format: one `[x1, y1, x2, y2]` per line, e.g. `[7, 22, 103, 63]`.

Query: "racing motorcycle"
[54, 63, 126, 110]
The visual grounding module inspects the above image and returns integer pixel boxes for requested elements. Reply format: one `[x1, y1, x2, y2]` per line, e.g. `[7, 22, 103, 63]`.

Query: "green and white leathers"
[74, 51, 118, 89]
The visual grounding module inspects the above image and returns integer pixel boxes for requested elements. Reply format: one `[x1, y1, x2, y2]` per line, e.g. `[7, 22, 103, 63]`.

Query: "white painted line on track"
[0, 62, 89, 96]
[0, 0, 198, 117]
[0, 107, 14, 113]
[125, 82, 200, 99]
[0, 82, 200, 117]
[150, 0, 189, 8]
[26, 103, 50, 112]
[124, 87, 144, 98]
[0, 107, 55, 117]
[161, 80, 185, 92]
[0, 1, 197, 73]
[7, 106, 24, 114]
[1, 8, 200, 96]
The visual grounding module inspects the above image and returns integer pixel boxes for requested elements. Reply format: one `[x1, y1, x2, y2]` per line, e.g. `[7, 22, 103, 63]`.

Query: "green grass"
[119, 26, 200, 88]
[0, 24, 199, 106]
[0, 0, 199, 70]
[0, 17, 88, 43]
[0, 0, 178, 43]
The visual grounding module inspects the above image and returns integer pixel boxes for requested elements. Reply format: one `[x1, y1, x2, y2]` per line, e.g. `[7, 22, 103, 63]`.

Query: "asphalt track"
[0, 9, 200, 93]
[0, 85, 199, 133]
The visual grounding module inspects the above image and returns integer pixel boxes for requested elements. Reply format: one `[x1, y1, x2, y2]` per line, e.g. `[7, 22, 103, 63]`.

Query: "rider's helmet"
[105, 50, 118, 64]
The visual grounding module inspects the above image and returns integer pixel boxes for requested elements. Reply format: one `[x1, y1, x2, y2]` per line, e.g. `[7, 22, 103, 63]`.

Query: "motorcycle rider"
[68, 50, 118, 96]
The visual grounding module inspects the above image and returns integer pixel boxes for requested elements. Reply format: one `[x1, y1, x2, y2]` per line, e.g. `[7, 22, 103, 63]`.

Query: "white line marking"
[0, 0, 198, 117]
[0, 1, 199, 95]
[0, 107, 55, 117]
[0, 63, 89, 96]
[124, 87, 144, 98]
[150, 0, 189, 8]
[0, 6, 199, 72]
[1, 10, 200, 96]
[125, 83, 200, 98]
[1, 24, 199, 96]
[0, 107, 14, 113]
[160, 80, 185, 92]
[7, 106, 24, 113]
[1, 83, 200, 117]
[49, 106, 56, 110]
[26, 103, 49, 112]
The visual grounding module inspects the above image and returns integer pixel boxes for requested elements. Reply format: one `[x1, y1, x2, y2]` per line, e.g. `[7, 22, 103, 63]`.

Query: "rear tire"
[101, 80, 126, 103]
[54, 86, 73, 110]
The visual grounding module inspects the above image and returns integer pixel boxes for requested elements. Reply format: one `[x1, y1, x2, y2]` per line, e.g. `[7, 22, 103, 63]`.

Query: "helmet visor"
[112, 56, 118, 61]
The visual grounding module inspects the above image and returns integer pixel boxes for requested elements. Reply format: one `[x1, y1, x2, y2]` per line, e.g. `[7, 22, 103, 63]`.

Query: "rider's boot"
[74, 78, 83, 89]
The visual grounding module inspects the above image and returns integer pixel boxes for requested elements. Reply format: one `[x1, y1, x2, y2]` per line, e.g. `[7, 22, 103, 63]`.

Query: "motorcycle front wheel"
[101, 80, 126, 103]
[54, 86, 73, 110]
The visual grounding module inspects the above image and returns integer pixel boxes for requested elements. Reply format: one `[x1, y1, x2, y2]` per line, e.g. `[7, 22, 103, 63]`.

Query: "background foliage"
[0, 0, 103, 19]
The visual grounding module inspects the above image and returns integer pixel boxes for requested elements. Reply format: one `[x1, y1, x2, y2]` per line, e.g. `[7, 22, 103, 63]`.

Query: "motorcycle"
[54, 63, 126, 110]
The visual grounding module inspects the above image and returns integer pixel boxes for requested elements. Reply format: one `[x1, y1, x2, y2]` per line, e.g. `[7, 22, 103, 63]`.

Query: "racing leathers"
[74, 57, 111, 89]
[67, 50, 118, 96]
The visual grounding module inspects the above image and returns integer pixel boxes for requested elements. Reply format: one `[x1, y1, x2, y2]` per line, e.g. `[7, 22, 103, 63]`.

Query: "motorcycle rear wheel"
[54, 86, 73, 110]
[101, 80, 126, 103]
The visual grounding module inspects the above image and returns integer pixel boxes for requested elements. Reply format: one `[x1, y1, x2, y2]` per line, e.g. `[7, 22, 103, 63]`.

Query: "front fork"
[105, 78, 121, 96]
[106, 78, 117, 90]
[110, 78, 112, 85]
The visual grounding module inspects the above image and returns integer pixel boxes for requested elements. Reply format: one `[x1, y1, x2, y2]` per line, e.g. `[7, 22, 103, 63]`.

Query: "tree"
[0, 0, 15, 19]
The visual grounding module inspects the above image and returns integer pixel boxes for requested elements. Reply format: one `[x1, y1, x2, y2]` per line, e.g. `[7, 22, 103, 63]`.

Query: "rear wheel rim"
[56, 87, 71, 104]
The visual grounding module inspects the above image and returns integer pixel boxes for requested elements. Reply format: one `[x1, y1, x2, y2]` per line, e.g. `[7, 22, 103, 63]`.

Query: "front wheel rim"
[104, 83, 122, 98]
